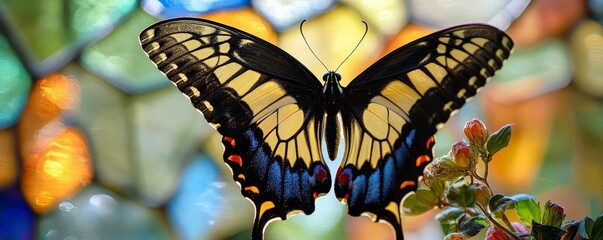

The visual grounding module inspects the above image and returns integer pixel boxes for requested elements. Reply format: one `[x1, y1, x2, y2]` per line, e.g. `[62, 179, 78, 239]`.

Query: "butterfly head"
[322, 71, 342, 82]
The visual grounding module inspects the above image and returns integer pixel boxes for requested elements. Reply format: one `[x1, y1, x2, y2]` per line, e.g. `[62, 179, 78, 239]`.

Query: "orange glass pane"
[18, 73, 80, 160]
[482, 89, 562, 192]
[21, 127, 93, 213]
[379, 23, 434, 58]
[0, 129, 18, 187]
[202, 7, 278, 44]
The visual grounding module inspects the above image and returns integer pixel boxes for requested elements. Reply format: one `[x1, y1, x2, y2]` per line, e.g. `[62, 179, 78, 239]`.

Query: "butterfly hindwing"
[139, 18, 332, 239]
[336, 25, 513, 238]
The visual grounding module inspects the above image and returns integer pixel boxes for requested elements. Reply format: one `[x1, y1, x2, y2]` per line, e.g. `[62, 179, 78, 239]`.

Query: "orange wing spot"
[244, 186, 259, 194]
[415, 155, 431, 167]
[228, 155, 243, 167]
[237, 174, 245, 180]
[426, 136, 435, 149]
[400, 180, 416, 190]
[223, 136, 236, 147]
[259, 201, 275, 217]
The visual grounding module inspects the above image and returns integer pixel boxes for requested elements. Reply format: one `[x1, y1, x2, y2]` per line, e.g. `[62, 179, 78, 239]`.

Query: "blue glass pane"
[142, 0, 250, 18]
[168, 156, 223, 240]
[590, 0, 603, 24]
[252, 0, 335, 31]
[0, 34, 31, 129]
[0, 185, 35, 240]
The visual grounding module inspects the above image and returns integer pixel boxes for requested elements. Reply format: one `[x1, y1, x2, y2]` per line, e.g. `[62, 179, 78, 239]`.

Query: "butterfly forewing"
[139, 18, 331, 239]
[336, 24, 513, 238]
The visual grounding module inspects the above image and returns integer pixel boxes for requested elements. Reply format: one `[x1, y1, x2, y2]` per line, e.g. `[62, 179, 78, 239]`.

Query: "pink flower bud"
[472, 182, 491, 207]
[542, 201, 565, 228]
[452, 141, 473, 169]
[464, 118, 489, 148]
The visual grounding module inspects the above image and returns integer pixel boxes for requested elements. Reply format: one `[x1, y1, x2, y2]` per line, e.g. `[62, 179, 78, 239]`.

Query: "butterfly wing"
[336, 24, 513, 238]
[139, 18, 332, 239]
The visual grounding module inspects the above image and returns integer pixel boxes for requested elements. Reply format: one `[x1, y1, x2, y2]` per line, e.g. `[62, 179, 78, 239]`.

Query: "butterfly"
[139, 18, 513, 240]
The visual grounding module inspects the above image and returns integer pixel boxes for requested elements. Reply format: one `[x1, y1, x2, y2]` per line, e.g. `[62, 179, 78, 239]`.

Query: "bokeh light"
[1, 0, 601, 239]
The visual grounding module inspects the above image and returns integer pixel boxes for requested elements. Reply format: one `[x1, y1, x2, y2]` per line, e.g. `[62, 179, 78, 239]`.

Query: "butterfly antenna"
[300, 20, 329, 72]
[335, 20, 368, 72]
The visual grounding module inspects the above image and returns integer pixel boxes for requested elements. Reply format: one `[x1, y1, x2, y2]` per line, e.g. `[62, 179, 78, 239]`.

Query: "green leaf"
[591, 214, 603, 240]
[403, 192, 434, 215]
[435, 207, 466, 223]
[532, 221, 566, 240]
[459, 216, 487, 237]
[415, 189, 439, 206]
[579, 216, 594, 239]
[440, 222, 452, 236]
[446, 184, 476, 208]
[511, 194, 541, 224]
[486, 124, 512, 157]
[488, 194, 516, 212]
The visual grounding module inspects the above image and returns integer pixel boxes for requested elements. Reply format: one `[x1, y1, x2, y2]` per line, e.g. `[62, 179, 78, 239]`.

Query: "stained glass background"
[1, 0, 602, 239]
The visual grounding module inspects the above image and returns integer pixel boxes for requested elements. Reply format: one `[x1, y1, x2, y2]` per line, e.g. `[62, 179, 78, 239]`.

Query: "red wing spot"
[400, 180, 416, 190]
[223, 136, 236, 147]
[315, 167, 328, 183]
[415, 155, 431, 167]
[335, 167, 354, 201]
[228, 155, 243, 167]
[426, 136, 435, 149]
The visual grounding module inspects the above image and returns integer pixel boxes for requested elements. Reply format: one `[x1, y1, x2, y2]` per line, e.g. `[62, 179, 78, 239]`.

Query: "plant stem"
[500, 212, 516, 234]
[476, 203, 520, 240]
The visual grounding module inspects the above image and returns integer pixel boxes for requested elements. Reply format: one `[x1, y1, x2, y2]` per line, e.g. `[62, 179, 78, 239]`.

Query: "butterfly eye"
[335, 73, 342, 81]
[322, 73, 329, 81]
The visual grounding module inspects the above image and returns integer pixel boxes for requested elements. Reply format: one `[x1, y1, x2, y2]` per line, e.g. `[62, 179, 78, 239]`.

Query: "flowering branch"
[402, 118, 602, 240]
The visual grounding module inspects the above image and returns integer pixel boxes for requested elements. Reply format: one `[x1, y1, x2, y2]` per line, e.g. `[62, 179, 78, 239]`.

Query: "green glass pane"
[63, 64, 133, 192]
[1, 0, 136, 75]
[37, 185, 171, 240]
[494, 39, 572, 96]
[81, 8, 166, 94]
[0, 34, 31, 128]
[131, 86, 212, 205]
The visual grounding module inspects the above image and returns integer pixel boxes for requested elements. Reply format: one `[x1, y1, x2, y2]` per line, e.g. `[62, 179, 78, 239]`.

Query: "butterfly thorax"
[322, 71, 344, 160]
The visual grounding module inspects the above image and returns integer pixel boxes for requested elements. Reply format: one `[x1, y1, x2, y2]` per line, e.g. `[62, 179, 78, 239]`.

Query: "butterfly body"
[139, 18, 513, 239]
[322, 71, 344, 160]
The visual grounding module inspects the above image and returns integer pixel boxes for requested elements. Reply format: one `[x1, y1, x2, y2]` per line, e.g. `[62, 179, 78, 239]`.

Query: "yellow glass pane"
[571, 20, 603, 98]
[202, 7, 278, 44]
[21, 127, 93, 213]
[341, 0, 407, 36]
[278, 6, 380, 86]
